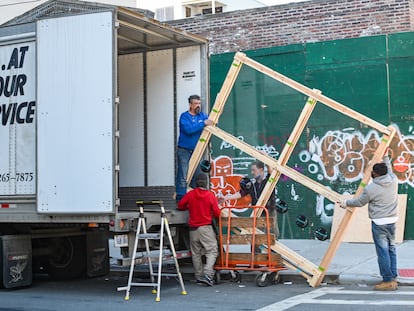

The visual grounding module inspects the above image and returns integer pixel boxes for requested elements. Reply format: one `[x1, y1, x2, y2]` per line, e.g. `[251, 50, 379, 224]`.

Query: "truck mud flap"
[0, 235, 32, 288]
[86, 230, 109, 277]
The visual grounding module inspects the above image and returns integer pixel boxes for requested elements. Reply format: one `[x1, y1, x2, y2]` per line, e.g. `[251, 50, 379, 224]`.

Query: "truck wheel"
[48, 236, 86, 280]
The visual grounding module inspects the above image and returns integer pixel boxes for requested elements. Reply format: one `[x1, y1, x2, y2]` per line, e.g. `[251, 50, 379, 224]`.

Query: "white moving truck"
[0, 0, 208, 288]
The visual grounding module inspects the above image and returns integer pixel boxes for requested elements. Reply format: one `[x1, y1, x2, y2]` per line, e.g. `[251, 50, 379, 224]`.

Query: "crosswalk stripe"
[300, 299, 414, 306]
[328, 289, 414, 295]
[256, 287, 334, 311]
[257, 287, 414, 311]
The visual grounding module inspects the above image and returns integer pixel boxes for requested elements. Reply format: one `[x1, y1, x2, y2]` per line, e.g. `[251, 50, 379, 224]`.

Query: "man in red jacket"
[178, 173, 221, 286]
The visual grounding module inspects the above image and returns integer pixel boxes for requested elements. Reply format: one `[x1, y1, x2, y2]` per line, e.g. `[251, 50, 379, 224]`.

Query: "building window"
[202, 6, 223, 15]
[155, 6, 174, 21]
[185, 7, 192, 17]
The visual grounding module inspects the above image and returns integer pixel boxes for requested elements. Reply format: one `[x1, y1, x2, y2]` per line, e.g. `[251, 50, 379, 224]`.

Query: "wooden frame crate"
[188, 52, 397, 287]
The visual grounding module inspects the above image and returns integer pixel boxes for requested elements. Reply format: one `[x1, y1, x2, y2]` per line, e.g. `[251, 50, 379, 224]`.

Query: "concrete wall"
[169, 0, 414, 54]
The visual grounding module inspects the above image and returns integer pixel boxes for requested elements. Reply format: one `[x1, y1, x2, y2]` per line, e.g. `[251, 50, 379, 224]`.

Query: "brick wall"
[169, 0, 413, 54]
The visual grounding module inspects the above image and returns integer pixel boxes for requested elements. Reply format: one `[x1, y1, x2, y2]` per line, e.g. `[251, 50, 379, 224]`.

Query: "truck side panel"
[118, 53, 145, 188]
[36, 12, 115, 214]
[0, 41, 36, 196]
[146, 49, 175, 186]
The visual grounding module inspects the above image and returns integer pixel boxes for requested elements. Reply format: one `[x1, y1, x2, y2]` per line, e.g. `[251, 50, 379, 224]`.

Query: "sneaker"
[374, 281, 398, 291]
[198, 274, 214, 286]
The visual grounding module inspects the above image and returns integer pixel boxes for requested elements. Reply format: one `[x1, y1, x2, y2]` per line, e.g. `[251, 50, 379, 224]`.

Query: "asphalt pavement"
[110, 238, 414, 286]
[0, 240, 412, 311]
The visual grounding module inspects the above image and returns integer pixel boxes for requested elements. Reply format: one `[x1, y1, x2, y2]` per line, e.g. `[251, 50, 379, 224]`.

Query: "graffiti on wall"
[211, 125, 413, 228]
[297, 124, 414, 227]
[298, 125, 414, 188]
[209, 155, 250, 208]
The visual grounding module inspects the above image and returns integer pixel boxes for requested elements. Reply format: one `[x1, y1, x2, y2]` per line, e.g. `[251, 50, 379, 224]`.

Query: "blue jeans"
[372, 222, 397, 282]
[176, 147, 200, 202]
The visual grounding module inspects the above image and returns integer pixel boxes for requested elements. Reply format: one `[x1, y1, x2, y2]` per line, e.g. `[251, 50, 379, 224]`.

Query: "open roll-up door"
[36, 11, 115, 214]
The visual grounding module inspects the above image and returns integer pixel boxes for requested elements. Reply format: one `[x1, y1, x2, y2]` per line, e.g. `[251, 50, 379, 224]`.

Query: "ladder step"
[150, 273, 180, 277]
[138, 233, 161, 239]
[135, 251, 171, 259]
[130, 282, 158, 287]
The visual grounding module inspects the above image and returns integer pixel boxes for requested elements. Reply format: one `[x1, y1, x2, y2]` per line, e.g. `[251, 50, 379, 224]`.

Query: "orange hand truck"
[214, 206, 286, 287]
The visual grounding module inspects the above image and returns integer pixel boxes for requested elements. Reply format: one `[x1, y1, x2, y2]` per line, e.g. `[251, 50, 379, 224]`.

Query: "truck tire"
[48, 236, 86, 280]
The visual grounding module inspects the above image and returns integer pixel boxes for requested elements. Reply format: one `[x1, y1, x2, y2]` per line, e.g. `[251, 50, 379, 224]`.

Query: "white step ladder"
[117, 200, 187, 302]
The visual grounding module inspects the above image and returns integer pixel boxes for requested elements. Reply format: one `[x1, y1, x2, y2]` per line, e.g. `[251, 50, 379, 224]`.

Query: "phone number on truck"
[0, 173, 34, 182]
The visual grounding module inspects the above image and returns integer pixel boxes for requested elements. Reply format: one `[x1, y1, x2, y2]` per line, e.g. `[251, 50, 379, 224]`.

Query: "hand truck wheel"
[268, 271, 280, 284]
[255, 273, 271, 287]
[214, 271, 221, 284]
[229, 271, 241, 283]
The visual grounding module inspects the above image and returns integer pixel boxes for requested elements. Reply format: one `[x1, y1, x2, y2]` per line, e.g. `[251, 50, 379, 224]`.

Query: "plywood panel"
[331, 194, 407, 243]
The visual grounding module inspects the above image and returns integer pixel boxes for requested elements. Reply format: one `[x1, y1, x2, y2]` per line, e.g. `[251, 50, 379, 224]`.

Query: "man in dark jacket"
[219, 161, 279, 238]
[178, 173, 220, 286]
[339, 154, 398, 291]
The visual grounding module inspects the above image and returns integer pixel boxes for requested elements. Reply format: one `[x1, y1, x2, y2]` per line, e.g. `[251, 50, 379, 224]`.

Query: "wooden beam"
[270, 241, 321, 278]
[235, 52, 391, 136]
[217, 252, 283, 266]
[227, 234, 276, 245]
[221, 217, 274, 228]
[308, 126, 397, 287]
[206, 126, 343, 203]
[186, 58, 244, 183]
[256, 91, 321, 213]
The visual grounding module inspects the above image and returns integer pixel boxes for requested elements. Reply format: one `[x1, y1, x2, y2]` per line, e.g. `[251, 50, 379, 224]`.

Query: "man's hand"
[204, 119, 213, 126]
[336, 199, 347, 209]
[218, 195, 226, 204]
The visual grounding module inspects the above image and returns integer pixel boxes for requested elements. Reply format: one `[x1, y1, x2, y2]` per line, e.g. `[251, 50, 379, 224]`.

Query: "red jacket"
[178, 188, 221, 228]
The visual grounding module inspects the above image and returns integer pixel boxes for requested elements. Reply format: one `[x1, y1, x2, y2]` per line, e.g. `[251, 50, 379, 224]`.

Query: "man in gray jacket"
[339, 154, 398, 291]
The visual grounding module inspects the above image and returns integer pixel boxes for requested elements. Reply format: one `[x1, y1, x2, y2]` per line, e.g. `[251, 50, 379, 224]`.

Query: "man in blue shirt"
[176, 95, 212, 202]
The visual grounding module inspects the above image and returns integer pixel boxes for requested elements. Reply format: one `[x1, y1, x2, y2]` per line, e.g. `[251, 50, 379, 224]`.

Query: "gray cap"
[195, 173, 208, 188]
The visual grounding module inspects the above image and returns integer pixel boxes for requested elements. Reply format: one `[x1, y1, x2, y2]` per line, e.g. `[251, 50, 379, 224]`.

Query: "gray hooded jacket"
[345, 156, 398, 220]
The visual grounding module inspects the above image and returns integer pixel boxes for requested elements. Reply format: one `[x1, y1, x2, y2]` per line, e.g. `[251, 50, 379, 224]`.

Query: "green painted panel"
[210, 32, 414, 239]
[388, 32, 414, 58]
[388, 58, 414, 120]
[306, 35, 386, 67]
[305, 64, 389, 122]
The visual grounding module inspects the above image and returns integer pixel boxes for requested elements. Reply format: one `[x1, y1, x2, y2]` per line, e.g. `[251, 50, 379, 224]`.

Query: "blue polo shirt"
[177, 111, 208, 151]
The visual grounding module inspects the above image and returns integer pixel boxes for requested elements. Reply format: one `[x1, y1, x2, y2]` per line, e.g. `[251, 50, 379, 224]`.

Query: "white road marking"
[256, 287, 336, 311]
[257, 287, 414, 311]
